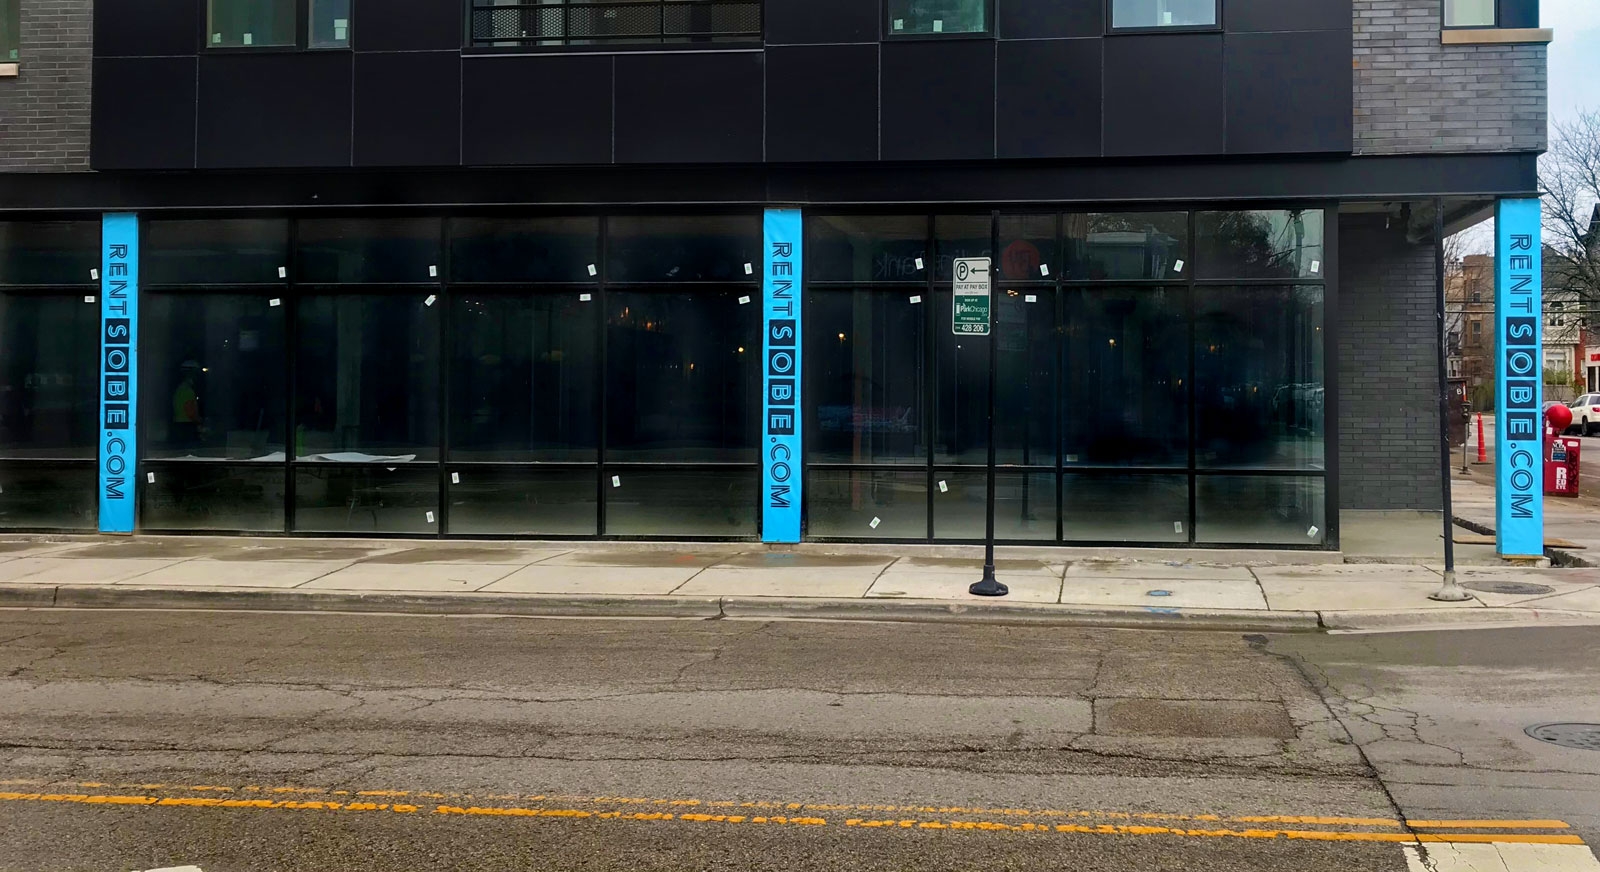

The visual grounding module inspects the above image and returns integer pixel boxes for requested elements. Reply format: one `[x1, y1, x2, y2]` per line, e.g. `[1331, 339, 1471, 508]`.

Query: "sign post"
[958, 254, 1006, 597]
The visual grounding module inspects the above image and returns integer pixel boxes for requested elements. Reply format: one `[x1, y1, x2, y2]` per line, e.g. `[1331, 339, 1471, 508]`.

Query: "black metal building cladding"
[90, 0, 1356, 171]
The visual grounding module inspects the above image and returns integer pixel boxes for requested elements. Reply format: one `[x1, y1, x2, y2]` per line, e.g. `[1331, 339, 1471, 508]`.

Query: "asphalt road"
[1, 611, 1597, 871]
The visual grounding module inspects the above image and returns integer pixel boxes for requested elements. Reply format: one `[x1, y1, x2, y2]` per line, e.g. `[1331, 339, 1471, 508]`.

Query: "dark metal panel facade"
[461, 55, 614, 166]
[996, 38, 1101, 159]
[354, 51, 462, 167]
[196, 52, 354, 169]
[880, 39, 997, 161]
[766, 44, 879, 163]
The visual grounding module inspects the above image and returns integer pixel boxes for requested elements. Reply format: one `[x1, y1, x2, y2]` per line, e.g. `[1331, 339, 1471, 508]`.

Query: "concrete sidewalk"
[1453, 474, 1600, 565]
[2, 535, 1598, 633]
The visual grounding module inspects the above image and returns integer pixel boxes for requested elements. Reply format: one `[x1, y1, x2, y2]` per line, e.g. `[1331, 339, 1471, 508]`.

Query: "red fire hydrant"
[1545, 404, 1581, 498]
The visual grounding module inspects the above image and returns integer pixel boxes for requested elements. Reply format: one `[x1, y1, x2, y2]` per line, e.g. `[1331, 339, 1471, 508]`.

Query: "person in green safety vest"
[171, 360, 203, 451]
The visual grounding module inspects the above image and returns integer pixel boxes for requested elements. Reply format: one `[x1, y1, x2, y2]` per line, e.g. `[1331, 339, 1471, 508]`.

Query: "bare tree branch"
[1540, 109, 1600, 326]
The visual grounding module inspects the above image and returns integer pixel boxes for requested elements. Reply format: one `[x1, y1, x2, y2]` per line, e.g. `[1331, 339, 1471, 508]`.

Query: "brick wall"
[1353, 0, 1546, 154]
[1338, 213, 1443, 510]
[0, 0, 93, 171]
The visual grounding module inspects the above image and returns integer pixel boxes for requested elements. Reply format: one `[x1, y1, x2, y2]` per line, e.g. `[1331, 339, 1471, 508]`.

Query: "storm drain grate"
[1526, 723, 1600, 751]
[1464, 581, 1556, 597]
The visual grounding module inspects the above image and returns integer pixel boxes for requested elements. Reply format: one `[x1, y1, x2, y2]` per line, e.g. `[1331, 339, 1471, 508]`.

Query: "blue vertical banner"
[99, 213, 139, 533]
[1494, 198, 1543, 558]
[762, 208, 802, 543]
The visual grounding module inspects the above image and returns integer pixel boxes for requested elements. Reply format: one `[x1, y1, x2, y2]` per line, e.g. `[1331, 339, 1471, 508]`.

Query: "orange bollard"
[1476, 413, 1487, 463]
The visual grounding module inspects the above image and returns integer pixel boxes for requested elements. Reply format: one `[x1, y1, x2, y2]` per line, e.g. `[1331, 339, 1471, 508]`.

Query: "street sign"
[952, 257, 991, 336]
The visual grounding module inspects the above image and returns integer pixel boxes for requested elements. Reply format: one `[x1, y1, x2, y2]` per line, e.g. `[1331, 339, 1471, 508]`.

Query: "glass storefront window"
[451, 293, 598, 462]
[207, 0, 296, 47]
[447, 467, 598, 536]
[604, 469, 756, 537]
[605, 291, 758, 462]
[1194, 286, 1324, 470]
[1196, 210, 1325, 280]
[1062, 474, 1189, 543]
[808, 216, 928, 284]
[933, 471, 1055, 541]
[0, 462, 96, 529]
[606, 216, 760, 283]
[935, 215, 991, 281]
[808, 289, 927, 465]
[294, 465, 438, 534]
[142, 294, 286, 460]
[934, 289, 1057, 466]
[1196, 475, 1325, 545]
[887, 0, 988, 34]
[1063, 212, 1188, 281]
[143, 219, 289, 286]
[808, 469, 926, 539]
[0, 221, 99, 286]
[1062, 287, 1188, 467]
[297, 217, 442, 284]
[450, 217, 600, 284]
[141, 464, 286, 531]
[0, 293, 98, 458]
[999, 214, 1058, 282]
[296, 294, 440, 459]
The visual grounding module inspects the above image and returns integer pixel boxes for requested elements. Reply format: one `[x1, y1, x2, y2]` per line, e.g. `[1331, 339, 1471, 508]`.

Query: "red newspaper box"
[1546, 436, 1581, 497]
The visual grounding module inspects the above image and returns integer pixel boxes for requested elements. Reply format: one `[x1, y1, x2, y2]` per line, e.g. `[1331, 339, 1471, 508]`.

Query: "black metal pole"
[971, 212, 1007, 597]
[1431, 197, 1469, 601]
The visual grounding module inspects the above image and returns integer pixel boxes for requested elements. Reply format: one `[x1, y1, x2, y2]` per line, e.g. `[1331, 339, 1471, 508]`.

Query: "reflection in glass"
[143, 219, 288, 286]
[934, 471, 1055, 540]
[296, 295, 440, 459]
[999, 214, 1058, 281]
[1195, 286, 1324, 470]
[935, 215, 990, 281]
[447, 467, 597, 535]
[808, 469, 925, 538]
[605, 291, 757, 462]
[308, 0, 351, 47]
[936, 290, 1056, 465]
[0, 462, 95, 529]
[1062, 287, 1188, 467]
[141, 464, 286, 531]
[606, 216, 759, 283]
[294, 466, 439, 534]
[143, 295, 285, 459]
[887, 0, 988, 34]
[297, 217, 442, 284]
[1062, 474, 1188, 543]
[451, 293, 597, 462]
[1110, 0, 1217, 28]
[808, 216, 927, 283]
[0, 221, 98, 286]
[604, 469, 756, 537]
[1196, 475, 1325, 545]
[206, 0, 296, 47]
[450, 217, 599, 283]
[1196, 210, 1325, 279]
[0, 293, 98, 458]
[808, 290, 926, 465]
[1063, 212, 1188, 280]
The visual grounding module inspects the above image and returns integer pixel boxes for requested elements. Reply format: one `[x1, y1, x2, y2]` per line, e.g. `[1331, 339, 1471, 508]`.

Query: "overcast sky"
[1546, 0, 1599, 125]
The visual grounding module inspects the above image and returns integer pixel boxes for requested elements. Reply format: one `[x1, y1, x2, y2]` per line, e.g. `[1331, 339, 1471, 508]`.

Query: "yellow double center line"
[0, 782, 1582, 846]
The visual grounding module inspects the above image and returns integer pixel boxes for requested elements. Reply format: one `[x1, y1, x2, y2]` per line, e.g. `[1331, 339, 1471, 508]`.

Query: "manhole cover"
[1464, 581, 1555, 596]
[1525, 723, 1600, 750]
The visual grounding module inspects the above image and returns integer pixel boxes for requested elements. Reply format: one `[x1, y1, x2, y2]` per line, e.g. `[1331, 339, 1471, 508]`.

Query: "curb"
[1319, 606, 1600, 631]
[0, 584, 1323, 632]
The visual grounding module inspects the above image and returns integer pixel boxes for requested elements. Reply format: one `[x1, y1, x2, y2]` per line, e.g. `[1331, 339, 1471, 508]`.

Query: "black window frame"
[1105, 0, 1223, 34]
[464, 0, 764, 51]
[1441, 0, 1498, 28]
[883, 0, 995, 39]
[202, 0, 353, 53]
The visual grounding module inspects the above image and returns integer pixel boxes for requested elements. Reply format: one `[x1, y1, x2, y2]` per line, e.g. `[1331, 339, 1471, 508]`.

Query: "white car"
[1570, 394, 1600, 436]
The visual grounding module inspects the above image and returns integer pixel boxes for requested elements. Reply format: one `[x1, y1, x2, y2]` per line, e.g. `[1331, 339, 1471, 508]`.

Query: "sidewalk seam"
[290, 562, 362, 590]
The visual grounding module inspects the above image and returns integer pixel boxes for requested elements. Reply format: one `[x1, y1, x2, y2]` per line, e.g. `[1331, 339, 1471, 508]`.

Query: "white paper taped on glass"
[869, 517, 882, 529]
[612, 475, 621, 488]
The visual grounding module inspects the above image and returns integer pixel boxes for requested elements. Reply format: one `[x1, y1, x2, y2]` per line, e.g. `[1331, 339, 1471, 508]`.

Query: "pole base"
[1428, 570, 1474, 603]
[969, 566, 1008, 597]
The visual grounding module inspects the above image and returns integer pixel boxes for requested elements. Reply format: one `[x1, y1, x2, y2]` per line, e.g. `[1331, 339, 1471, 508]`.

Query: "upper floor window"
[2, 0, 19, 61]
[1444, 0, 1496, 26]
[1110, 0, 1219, 30]
[467, 0, 761, 49]
[887, 0, 988, 35]
[207, 0, 350, 49]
